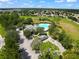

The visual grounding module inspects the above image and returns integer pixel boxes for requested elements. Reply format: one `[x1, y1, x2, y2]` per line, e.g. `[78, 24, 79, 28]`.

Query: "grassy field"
[20, 16, 62, 23]
[20, 16, 49, 19]
[0, 24, 6, 37]
[59, 18, 79, 42]
[20, 16, 50, 24]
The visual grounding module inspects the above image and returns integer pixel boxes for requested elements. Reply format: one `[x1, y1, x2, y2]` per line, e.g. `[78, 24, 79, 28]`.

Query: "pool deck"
[38, 23, 50, 31]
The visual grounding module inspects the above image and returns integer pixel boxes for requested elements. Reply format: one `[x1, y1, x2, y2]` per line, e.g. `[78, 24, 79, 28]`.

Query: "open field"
[20, 16, 62, 23]
[20, 16, 49, 19]
[59, 18, 79, 42]
[20, 16, 51, 24]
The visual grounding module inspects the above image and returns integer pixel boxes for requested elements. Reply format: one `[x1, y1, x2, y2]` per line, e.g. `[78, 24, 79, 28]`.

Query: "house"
[25, 25, 34, 31]
[39, 35, 48, 41]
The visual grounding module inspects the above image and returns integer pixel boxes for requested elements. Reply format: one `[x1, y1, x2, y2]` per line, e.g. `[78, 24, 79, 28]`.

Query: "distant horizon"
[0, 0, 79, 9]
[0, 7, 79, 10]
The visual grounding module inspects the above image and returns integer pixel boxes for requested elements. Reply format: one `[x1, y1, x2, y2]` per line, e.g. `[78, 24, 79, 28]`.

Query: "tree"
[31, 36, 42, 52]
[59, 33, 73, 49]
[0, 12, 20, 30]
[58, 31, 66, 41]
[49, 21, 57, 34]
[59, 55, 63, 59]
[68, 16, 77, 22]
[39, 18, 49, 21]
[35, 27, 44, 34]
[63, 50, 79, 59]
[49, 22, 73, 49]
[49, 23, 61, 39]
[0, 30, 20, 59]
[24, 29, 32, 38]
[73, 40, 79, 55]
[9, 12, 20, 25]
[23, 18, 33, 24]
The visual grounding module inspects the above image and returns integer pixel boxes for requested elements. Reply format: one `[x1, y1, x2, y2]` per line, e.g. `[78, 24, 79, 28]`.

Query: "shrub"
[23, 18, 33, 24]
[35, 27, 44, 34]
[31, 36, 42, 51]
[24, 29, 32, 38]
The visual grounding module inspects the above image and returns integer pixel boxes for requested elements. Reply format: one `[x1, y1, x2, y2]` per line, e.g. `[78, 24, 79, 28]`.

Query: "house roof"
[39, 35, 48, 41]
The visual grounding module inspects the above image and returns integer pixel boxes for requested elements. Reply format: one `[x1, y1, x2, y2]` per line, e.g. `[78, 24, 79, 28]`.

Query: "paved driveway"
[19, 31, 39, 59]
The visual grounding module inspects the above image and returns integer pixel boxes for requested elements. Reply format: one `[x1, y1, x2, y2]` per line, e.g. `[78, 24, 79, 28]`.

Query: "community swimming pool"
[38, 23, 50, 31]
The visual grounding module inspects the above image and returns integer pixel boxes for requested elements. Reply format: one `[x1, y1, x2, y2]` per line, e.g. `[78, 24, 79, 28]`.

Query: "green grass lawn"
[20, 16, 62, 24]
[39, 42, 59, 59]
[59, 18, 79, 42]
[20, 16, 62, 21]
[20, 16, 50, 24]
[40, 42, 59, 52]
[0, 24, 6, 37]
[20, 16, 49, 19]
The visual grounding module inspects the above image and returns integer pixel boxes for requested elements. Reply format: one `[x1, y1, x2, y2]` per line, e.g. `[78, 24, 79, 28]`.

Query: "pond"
[38, 23, 50, 31]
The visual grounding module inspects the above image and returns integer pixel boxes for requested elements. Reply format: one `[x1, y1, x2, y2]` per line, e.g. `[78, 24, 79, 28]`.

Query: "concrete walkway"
[0, 35, 5, 49]
[43, 35, 66, 55]
[19, 31, 39, 59]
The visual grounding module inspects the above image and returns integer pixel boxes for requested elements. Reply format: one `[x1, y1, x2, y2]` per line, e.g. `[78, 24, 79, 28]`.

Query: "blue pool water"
[38, 24, 50, 30]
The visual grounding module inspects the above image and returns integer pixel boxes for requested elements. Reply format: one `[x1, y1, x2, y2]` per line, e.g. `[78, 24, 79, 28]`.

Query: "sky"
[0, 0, 79, 9]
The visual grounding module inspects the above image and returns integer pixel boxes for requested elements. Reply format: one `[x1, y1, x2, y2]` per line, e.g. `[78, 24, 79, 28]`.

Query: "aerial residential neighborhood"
[0, 0, 79, 59]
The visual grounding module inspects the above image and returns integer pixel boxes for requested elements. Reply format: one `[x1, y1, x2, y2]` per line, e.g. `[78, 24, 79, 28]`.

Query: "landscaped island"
[0, 8, 79, 59]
